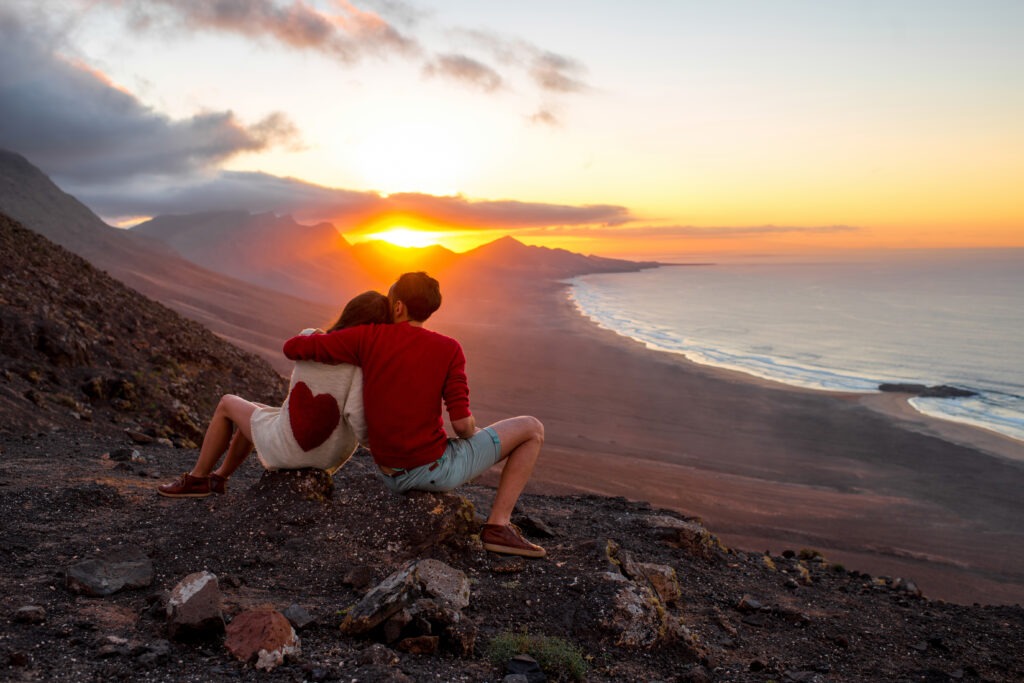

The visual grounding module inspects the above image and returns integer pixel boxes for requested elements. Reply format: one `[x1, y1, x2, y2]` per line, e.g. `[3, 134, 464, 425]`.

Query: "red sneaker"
[157, 472, 212, 498]
[481, 524, 546, 558]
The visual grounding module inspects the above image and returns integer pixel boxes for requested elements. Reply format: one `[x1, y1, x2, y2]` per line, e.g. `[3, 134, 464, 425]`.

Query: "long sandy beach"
[432, 276, 1024, 606]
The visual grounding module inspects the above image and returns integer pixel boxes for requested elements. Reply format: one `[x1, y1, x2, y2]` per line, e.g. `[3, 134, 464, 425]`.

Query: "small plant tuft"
[487, 629, 588, 681]
[797, 548, 824, 561]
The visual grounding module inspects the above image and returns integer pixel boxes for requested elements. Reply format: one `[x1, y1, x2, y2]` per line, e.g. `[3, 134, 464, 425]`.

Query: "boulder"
[921, 385, 976, 398]
[166, 571, 224, 640]
[635, 562, 682, 606]
[878, 383, 977, 398]
[341, 558, 474, 655]
[608, 542, 682, 606]
[283, 603, 316, 630]
[66, 549, 154, 597]
[224, 608, 300, 671]
[506, 653, 547, 682]
[646, 515, 728, 560]
[878, 383, 928, 394]
[605, 581, 670, 648]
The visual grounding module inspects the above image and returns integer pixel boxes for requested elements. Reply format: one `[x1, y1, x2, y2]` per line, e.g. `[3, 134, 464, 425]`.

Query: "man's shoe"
[157, 472, 212, 498]
[481, 523, 546, 558]
[209, 473, 227, 495]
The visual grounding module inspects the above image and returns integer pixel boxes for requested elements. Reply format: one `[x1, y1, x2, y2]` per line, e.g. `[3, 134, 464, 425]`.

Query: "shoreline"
[566, 271, 1024, 453]
[439, 277, 1024, 606]
[566, 281, 1024, 463]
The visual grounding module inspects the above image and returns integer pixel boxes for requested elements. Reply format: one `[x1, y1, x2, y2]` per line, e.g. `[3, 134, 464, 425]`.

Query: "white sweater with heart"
[249, 355, 366, 474]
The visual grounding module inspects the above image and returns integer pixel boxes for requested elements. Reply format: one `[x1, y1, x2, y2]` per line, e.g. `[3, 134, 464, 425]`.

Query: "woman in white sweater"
[157, 291, 390, 498]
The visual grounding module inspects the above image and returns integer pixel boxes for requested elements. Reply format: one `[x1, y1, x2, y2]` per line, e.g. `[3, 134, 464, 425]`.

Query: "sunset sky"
[2, 1, 1022, 259]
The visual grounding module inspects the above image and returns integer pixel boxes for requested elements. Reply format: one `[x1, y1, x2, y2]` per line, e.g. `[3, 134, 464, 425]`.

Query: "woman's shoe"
[157, 472, 212, 498]
[209, 473, 227, 495]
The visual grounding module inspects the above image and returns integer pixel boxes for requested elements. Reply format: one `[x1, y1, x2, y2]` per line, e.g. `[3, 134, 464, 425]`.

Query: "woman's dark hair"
[327, 291, 391, 332]
[390, 271, 442, 322]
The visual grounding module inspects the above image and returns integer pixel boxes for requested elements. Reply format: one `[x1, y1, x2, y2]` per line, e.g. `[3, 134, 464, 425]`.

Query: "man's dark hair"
[328, 290, 391, 331]
[391, 272, 442, 322]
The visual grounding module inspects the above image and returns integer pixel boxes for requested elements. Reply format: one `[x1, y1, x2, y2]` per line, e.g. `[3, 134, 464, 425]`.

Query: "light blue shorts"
[377, 427, 502, 494]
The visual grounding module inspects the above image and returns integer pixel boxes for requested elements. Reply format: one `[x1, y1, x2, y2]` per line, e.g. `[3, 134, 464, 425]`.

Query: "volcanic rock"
[166, 571, 224, 640]
[65, 549, 154, 597]
[224, 608, 300, 671]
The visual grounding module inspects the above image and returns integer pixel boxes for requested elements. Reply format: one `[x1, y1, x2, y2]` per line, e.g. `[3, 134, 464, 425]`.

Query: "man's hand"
[451, 415, 478, 439]
[299, 328, 325, 336]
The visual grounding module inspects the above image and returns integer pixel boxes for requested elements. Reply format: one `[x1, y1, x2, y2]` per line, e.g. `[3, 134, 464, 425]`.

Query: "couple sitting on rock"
[158, 272, 546, 558]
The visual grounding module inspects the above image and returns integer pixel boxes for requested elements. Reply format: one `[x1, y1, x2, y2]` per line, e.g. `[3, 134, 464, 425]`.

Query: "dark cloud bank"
[0, 3, 601, 227]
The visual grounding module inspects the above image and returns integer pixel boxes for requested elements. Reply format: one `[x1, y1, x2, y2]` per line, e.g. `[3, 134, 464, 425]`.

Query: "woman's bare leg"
[213, 430, 255, 479]
[189, 395, 259, 478]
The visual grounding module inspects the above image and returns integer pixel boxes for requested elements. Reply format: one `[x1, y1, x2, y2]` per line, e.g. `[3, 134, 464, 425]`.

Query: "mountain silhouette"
[133, 211, 373, 305]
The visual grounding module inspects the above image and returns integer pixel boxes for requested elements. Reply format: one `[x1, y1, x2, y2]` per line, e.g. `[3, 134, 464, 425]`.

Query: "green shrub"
[486, 629, 588, 681]
[797, 548, 824, 561]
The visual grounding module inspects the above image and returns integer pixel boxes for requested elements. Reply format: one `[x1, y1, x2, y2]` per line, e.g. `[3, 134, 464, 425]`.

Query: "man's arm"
[442, 343, 472, 431]
[451, 415, 478, 438]
[283, 326, 364, 364]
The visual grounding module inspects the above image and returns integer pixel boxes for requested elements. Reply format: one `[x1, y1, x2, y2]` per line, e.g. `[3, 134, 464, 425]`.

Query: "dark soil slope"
[0, 211, 285, 442]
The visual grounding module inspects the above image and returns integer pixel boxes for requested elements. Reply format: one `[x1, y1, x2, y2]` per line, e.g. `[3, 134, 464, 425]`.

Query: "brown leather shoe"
[209, 473, 227, 495]
[157, 472, 212, 498]
[481, 523, 546, 558]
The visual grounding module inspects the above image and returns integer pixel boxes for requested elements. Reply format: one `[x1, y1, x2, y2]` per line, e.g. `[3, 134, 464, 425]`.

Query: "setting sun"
[368, 227, 439, 249]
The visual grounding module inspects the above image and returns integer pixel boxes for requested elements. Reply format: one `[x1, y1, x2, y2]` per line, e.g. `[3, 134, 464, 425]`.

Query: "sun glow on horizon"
[362, 227, 440, 249]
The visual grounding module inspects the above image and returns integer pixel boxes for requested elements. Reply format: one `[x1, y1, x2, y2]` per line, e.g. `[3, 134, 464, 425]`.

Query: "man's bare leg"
[485, 416, 545, 526]
[190, 395, 258, 478]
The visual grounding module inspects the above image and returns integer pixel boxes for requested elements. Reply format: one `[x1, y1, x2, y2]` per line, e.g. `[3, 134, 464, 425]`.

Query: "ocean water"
[568, 250, 1024, 443]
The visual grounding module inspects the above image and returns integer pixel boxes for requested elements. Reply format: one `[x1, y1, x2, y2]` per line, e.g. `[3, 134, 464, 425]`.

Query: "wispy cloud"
[455, 28, 589, 95]
[529, 51, 588, 93]
[518, 224, 862, 239]
[428, 28, 587, 125]
[528, 108, 560, 127]
[423, 53, 503, 92]
[105, 2, 587, 111]
[113, 0, 419, 62]
[0, 9, 299, 184]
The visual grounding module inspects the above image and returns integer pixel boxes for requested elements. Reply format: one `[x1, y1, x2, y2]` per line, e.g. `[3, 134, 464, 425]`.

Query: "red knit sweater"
[282, 322, 471, 469]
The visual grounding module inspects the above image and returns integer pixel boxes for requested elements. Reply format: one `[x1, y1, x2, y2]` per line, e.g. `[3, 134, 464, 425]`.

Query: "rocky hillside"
[0, 211, 285, 443]
[0, 428, 1022, 682]
[0, 149, 336, 371]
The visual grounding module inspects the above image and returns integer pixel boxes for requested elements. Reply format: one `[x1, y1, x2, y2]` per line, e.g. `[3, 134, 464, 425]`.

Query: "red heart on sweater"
[287, 381, 341, 452]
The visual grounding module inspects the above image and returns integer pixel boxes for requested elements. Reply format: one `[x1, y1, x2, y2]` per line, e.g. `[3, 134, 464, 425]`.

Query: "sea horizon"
[568, 248, 1024, 446]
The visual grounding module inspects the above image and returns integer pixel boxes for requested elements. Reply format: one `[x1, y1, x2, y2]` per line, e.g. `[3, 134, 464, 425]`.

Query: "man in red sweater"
[283, 272, 546, 558]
